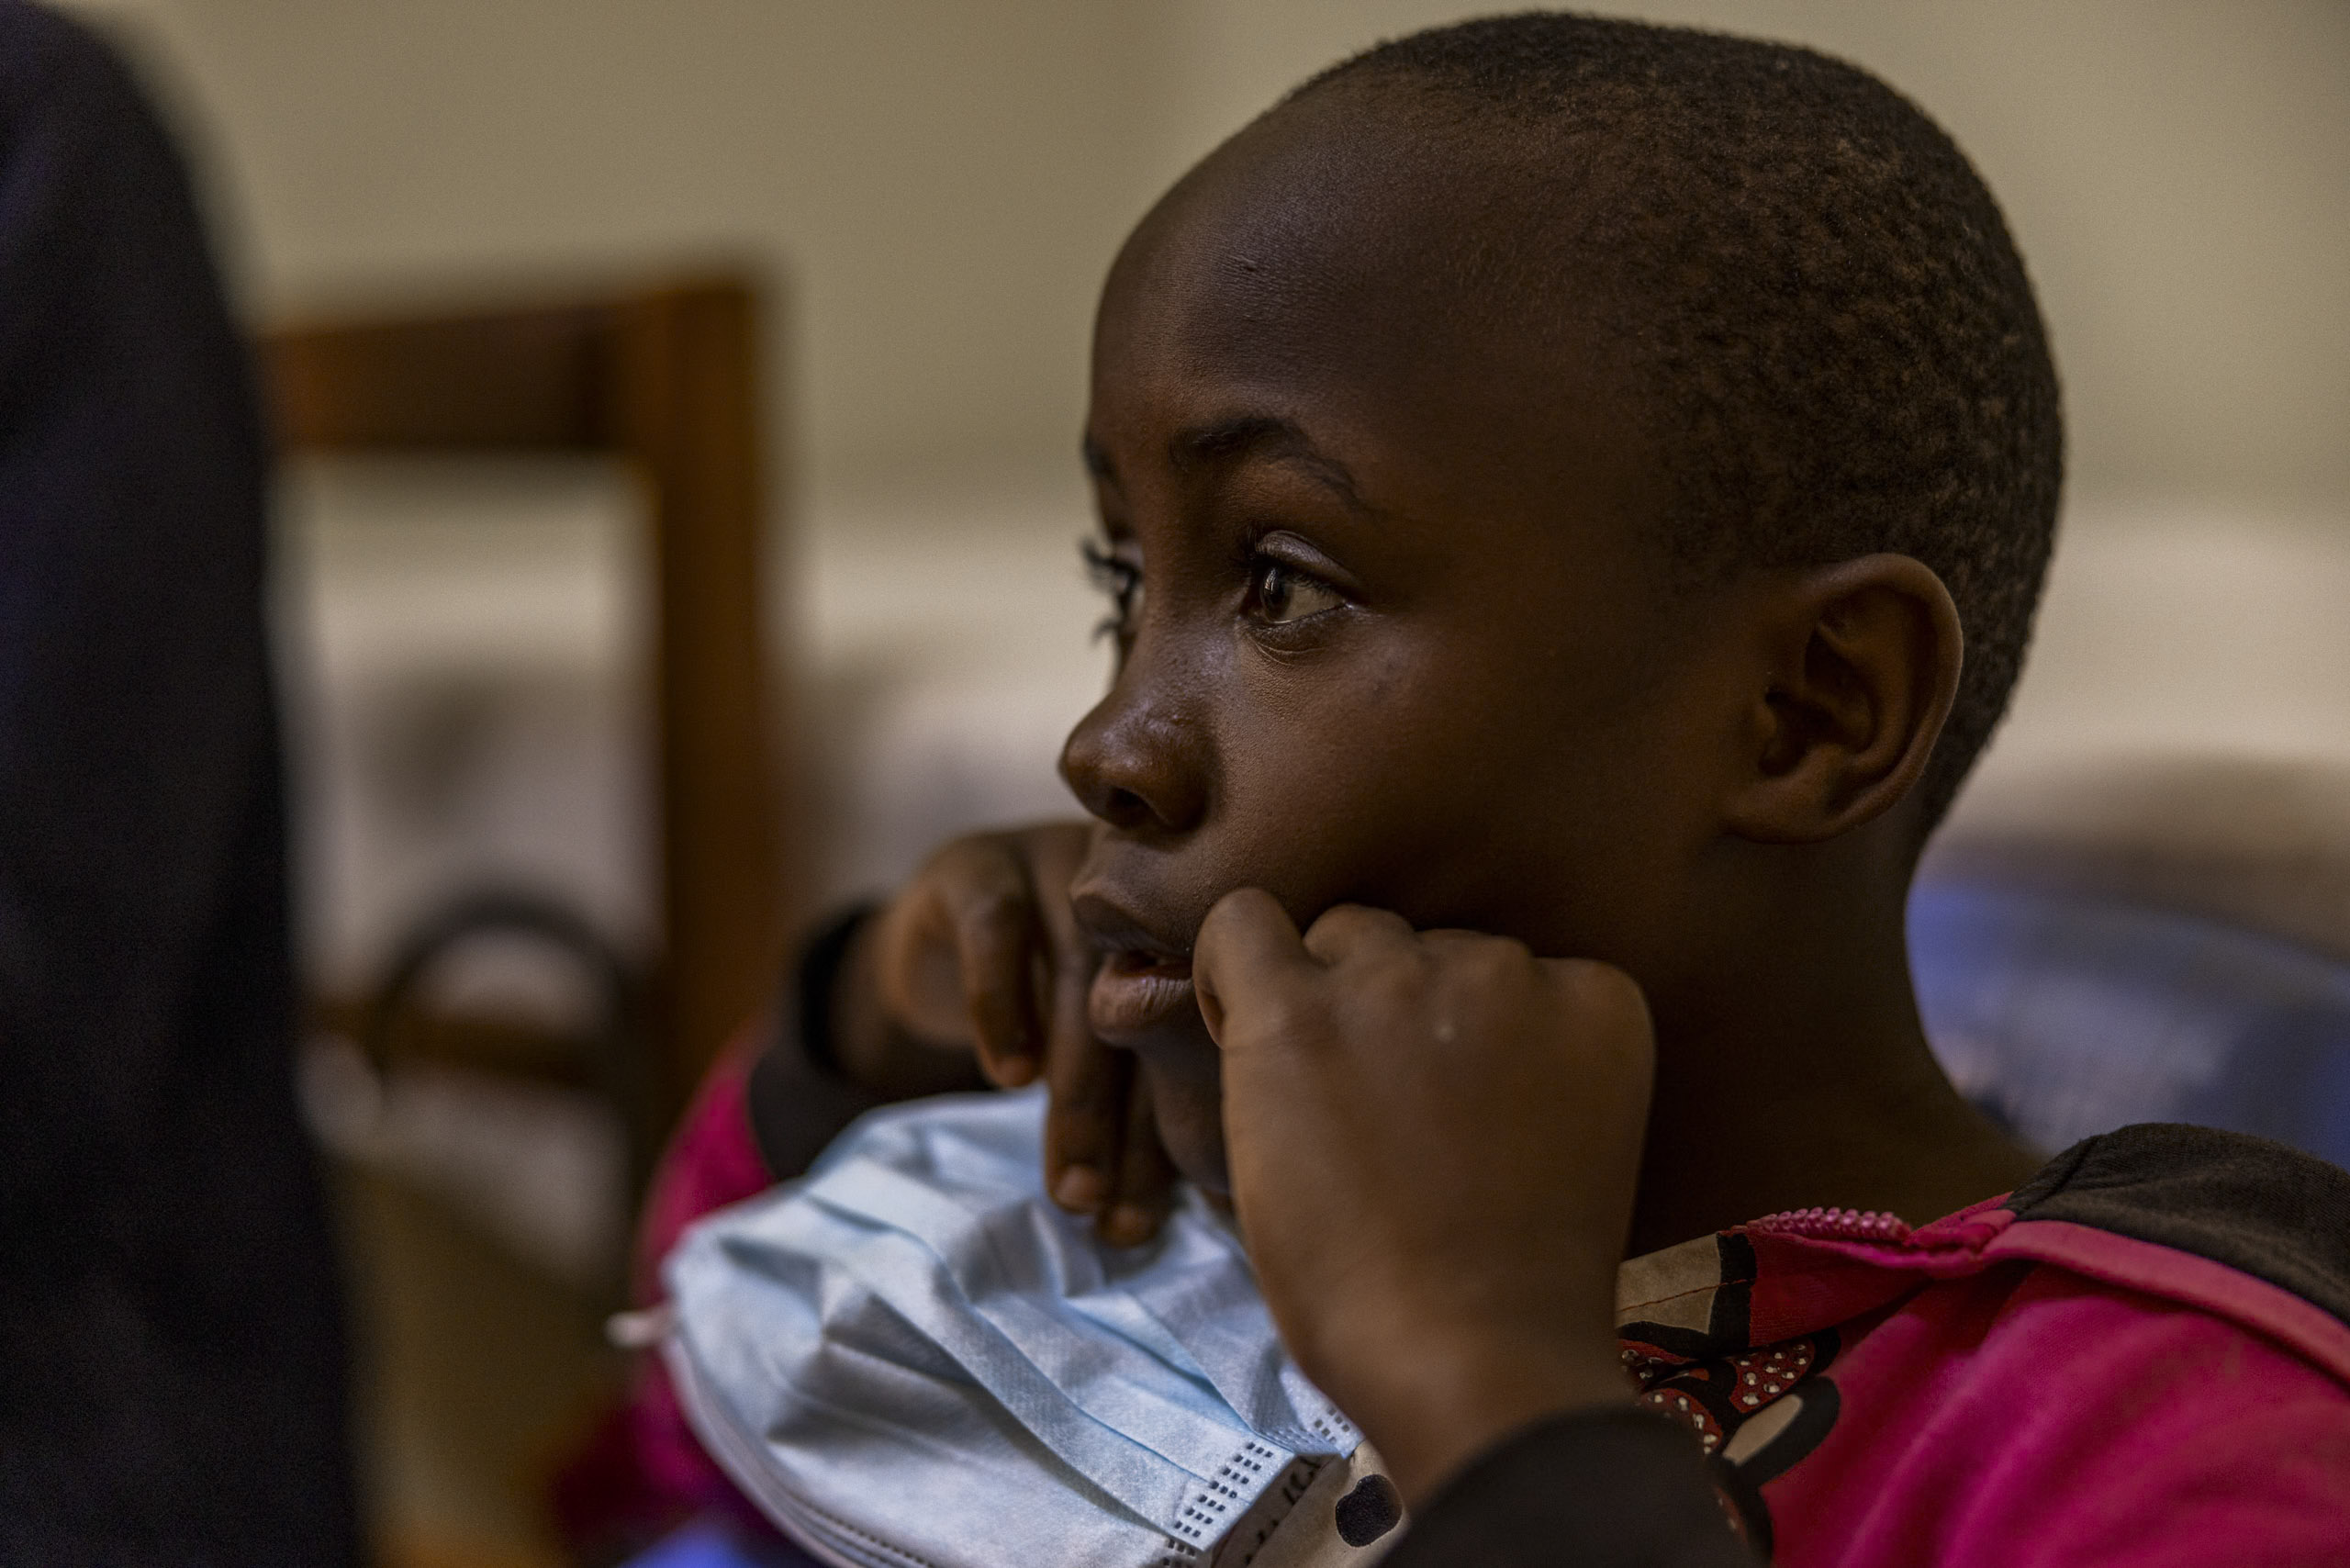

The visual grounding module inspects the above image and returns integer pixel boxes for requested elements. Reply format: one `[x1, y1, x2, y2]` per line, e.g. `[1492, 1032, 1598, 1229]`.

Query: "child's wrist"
[1337, 1329, 1631, 1506]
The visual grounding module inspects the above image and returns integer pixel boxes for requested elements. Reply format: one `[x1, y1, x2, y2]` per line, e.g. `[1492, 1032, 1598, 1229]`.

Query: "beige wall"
[1159, 1, 2350, 518]
[69, 0, 2350, 520]
[75, 0, 1181, 502]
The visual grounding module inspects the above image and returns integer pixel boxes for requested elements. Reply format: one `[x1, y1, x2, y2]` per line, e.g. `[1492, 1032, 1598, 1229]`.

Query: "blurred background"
[42, 2, 2350, 1564]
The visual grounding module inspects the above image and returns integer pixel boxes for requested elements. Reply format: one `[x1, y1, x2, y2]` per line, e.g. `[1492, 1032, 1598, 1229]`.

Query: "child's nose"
[1058, 690, 1208, 835]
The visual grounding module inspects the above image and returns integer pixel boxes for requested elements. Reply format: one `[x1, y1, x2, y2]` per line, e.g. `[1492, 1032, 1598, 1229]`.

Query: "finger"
[1099, 1069, 1179, 1247]
[1416, 926, 1496, 949]
[872, 881, 973, 1044]
[1034, 876, 1121, 1215]
[1043, 1035, 1128, 1215]
[943, 856, 1046, 1087]
[1539, 957, 1657, 1070]
[1299, 902, 1416, 968]
[1020, 823, 1099, 1070]
[1030, 847, 1105, 1072]
[1192, 888, 1315, 1047]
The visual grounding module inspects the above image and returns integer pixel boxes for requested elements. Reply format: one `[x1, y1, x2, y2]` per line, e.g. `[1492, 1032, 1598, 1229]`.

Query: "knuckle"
[1427, 940, 1532, 1018]
[1456, 935, 1533, 985]
[1360, 963, 1423, 1015]
[1304, 902, 1394, 957]
[1551, 958, 1651, 1025]
[1249, 992, 1328, 1051]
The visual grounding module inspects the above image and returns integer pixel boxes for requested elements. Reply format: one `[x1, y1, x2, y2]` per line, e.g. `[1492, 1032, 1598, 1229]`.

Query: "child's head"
[1059, 13, 2062, 1191]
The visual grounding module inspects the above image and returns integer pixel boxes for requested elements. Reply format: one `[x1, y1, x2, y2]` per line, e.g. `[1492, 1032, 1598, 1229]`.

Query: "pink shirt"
[1619, 1201, 2350, 1563]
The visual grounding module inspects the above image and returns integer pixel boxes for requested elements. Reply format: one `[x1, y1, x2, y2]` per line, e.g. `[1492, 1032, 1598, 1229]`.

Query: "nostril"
[1101, 786, 1153, 829]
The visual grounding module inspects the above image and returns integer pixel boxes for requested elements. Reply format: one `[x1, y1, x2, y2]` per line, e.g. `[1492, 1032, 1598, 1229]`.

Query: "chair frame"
[263, 275, 785, 1115]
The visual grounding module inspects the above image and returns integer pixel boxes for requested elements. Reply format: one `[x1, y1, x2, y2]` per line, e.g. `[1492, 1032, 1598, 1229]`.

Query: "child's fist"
[1192, 890, 1652, 1504]
[834, 823, 1178, 1245]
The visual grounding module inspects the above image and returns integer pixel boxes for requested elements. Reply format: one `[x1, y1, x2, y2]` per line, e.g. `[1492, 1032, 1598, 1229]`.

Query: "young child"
[581, 15, 2350, 1566]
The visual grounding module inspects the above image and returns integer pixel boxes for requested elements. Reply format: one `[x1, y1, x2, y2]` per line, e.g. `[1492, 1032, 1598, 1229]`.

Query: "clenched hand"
[1193, 889, 1654, 1504]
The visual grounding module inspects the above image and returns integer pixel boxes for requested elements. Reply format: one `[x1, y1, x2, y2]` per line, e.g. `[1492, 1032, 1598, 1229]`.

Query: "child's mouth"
[1088, 949, 1198, 1040]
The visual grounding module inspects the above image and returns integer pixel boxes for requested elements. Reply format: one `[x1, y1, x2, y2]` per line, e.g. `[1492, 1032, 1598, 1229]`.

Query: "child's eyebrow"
[1169, 415, 1369, 514]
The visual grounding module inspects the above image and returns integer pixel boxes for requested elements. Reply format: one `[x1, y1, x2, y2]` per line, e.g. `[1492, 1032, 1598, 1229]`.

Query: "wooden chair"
[263, 275, 785, 1142]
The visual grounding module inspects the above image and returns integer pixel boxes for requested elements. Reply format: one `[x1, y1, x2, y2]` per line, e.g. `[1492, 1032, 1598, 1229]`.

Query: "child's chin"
[1142, 1063, 1232, 1197]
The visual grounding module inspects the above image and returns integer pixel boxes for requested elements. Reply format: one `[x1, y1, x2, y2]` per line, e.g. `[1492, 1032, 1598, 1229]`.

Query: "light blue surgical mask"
[662, 1089, 1365, 1568]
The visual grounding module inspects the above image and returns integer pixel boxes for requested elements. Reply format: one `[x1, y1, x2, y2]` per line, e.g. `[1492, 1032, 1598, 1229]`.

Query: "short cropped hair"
[1296, 13, 2063, 825]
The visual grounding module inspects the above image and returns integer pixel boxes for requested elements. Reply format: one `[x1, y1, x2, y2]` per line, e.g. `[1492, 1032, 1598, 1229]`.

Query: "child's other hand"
[1192, 889, 1653, 1505]
[837, 823, 1179, 1245]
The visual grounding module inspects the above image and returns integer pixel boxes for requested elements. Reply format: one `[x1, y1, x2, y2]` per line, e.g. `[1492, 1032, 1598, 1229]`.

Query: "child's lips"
[1088, 949, 1198, 1041]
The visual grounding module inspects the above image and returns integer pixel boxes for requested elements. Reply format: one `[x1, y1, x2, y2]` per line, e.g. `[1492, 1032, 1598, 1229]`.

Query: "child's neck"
[1622, 845, 2043, 1258]
[1628, 1015, 2038, 1258]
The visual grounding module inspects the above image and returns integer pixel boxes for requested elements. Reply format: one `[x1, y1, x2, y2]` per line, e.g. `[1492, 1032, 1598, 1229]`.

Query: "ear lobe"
[1726, 554, 1963, 846]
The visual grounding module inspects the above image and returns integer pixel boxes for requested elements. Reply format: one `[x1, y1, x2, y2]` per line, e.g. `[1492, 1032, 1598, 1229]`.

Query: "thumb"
[1192, 888, 1313, 1047]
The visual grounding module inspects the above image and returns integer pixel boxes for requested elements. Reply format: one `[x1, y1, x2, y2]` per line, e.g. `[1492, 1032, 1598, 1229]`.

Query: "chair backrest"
[263, 276, 784, 1115]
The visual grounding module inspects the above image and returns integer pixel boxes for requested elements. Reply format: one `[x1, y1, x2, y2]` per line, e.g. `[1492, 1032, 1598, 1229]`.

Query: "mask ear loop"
[606, 1301, 675, 1350]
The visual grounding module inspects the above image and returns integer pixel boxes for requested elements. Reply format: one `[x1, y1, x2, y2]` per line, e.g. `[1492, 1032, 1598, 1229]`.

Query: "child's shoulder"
[1995, 1121, 2350, 1342]
[1692, 1126, 2350, 1564]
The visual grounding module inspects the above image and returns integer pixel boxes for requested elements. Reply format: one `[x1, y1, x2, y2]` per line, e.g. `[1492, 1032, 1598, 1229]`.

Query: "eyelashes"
[1081, 532, 1349, 644]
[1081, 537, 1141, 644]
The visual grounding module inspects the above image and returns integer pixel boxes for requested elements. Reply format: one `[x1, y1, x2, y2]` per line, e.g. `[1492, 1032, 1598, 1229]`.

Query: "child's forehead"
[1095, 87, 1637, 409]
[1106, 95, 1511, 328]
[1089, 99, 1651, 519]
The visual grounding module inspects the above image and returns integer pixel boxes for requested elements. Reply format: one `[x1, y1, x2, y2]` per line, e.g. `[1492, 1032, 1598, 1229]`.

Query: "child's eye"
[1250, 558, 1345, 626]
[1081, 537, 1144, 643]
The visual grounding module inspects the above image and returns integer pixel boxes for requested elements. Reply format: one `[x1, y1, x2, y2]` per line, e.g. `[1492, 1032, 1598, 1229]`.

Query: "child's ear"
[1723, 554, 1963, 845]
